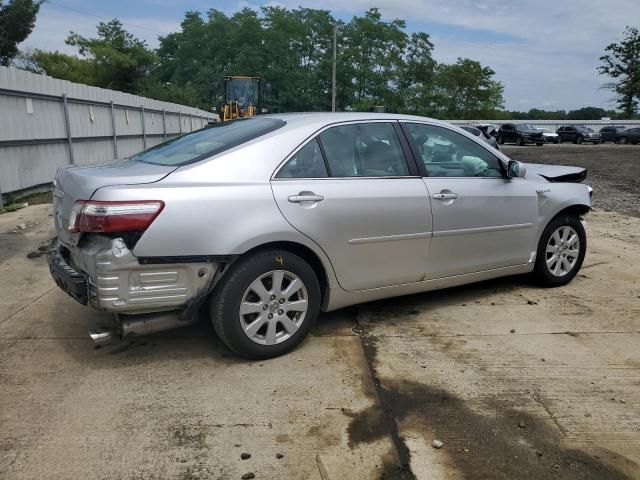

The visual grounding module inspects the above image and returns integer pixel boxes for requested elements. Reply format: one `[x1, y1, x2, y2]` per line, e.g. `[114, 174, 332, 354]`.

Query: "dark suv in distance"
[599, 125, 626, 143]
[497, 123, 544, 146]
[615, 127, 640, 144]
[556, 125, 601, 144]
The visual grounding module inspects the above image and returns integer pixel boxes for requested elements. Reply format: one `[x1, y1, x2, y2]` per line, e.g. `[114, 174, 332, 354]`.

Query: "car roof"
[264, 112, 451, 130]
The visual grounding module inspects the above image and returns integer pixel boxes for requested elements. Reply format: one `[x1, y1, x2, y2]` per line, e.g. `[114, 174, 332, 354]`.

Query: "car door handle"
[288, 194, 324, 203]
[433, 192, 458, 200]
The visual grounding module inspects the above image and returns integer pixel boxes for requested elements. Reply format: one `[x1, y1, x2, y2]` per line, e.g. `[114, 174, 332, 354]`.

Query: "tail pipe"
[89, 310, 197, 344]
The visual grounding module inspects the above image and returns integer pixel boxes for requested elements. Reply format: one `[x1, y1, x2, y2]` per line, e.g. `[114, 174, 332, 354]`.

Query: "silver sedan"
[48, 113, 591, 359]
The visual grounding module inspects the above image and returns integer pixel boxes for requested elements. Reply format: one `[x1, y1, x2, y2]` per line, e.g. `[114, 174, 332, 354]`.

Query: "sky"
[19, 0, 640, 111]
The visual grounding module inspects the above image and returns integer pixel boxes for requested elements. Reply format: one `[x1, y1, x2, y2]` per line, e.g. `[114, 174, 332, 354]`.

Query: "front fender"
[536, 182, 591, 237]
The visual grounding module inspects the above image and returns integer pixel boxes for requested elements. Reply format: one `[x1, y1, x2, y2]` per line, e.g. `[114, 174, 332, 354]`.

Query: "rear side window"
[132, 118, 286, 166]
[319, 123, 409, 177]
[276, 139, 328, 178]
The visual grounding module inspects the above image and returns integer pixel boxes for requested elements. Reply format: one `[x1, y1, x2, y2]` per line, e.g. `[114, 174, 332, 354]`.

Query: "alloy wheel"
[545, 226, 580, 277]
[239, 270, 308, 345]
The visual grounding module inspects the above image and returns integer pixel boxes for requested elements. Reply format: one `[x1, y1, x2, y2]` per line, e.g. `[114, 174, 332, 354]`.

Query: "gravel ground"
[503, 144, 640, 218]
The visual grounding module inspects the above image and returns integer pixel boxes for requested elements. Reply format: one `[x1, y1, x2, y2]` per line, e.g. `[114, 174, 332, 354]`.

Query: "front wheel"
[517, 136, 525, 146]
[533, 215, 586, 287]
[576, 136, 583, 144]
[211, 249, 321, 359]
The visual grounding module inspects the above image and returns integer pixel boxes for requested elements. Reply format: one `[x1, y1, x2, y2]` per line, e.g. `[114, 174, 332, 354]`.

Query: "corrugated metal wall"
[0, 66, 216, 200]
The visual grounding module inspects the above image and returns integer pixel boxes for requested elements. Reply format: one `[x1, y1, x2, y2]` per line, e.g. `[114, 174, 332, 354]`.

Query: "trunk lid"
[53, 160, 176, 245]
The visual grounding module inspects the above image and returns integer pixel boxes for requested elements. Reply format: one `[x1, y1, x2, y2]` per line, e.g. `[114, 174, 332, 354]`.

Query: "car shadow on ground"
[51, 274, 534, 370]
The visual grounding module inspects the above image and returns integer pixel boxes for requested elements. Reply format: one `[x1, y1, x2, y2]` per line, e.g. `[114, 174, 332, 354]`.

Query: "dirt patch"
[348, 318, 637, 480]
[502, 144, 640, 218]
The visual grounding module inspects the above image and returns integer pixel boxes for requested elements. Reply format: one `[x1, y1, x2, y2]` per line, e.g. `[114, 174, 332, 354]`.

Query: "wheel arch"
[236, 241, 332, 311]
[552, 203, 591, 220]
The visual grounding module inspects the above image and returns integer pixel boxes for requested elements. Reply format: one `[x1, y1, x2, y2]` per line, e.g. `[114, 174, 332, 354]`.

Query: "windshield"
[132, 118, 285, 166]
[226, 78, 259, 107]
[518, 124, 537, 132]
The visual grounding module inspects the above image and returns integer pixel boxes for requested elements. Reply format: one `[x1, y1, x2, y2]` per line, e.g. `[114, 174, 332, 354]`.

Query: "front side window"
[318, 123, 409, 177]
[132, 118, 285, 166]
[276, 138, 328, 178]
[403, 123, 503, 178]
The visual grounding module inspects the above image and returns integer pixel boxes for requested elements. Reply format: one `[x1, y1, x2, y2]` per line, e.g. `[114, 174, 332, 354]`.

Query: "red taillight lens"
[68, 200, 165, 233]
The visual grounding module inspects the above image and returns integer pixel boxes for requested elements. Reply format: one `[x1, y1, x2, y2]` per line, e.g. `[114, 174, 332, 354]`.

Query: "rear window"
[132, 118, 286, 166]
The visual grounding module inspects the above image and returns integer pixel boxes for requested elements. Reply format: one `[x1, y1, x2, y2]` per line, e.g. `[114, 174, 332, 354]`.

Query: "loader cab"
[221, 76, 265, 122]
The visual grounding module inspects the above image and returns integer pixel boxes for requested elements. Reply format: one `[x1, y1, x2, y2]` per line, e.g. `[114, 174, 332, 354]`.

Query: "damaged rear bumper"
[47, 236, 218, 313]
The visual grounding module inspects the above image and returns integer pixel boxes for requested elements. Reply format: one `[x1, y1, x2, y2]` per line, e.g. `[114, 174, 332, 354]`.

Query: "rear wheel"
[517, 136, 525, 146]
[536, 143, 543, 146]
[533, 215, 586, 287]
[211, 249, 320, 359]
[575, 135, 583, 144]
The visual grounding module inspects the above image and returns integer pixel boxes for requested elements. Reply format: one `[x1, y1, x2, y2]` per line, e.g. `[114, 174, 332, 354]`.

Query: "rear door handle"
[288, 194, 324, 203]
[433, 192, 458, 200]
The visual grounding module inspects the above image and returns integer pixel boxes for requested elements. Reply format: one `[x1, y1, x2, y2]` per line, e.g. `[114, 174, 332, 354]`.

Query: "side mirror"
[507, 160, 526, 179]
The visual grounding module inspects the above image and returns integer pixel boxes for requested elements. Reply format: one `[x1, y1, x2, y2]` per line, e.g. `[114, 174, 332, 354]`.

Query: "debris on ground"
[241, 473, 255, 479]
[432, 439, 444, 449]
[240, 453, 251, 460]
[276, 453, 284, 459]
[518, 420, 527, 429]
[510, 329, 516, 333]
[27, 251, 41, 259]
[527, 300, 538, 305]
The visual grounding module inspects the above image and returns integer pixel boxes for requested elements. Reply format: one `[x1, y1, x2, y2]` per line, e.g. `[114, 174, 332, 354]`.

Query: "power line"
[45, 0, 173, 36]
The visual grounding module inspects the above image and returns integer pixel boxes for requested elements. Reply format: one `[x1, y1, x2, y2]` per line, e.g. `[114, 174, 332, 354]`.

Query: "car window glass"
[132, 118, 286, 166]
[319, 123, 409, 177]
[404, 123, 503, 178]
[276, 138, 328, 178]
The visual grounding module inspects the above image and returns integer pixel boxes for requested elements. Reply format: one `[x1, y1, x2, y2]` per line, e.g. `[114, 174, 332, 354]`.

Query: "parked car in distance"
[615, 127, 640, 144]
[556, 125, 601, 144]
[536, 127, 560, 144]
[460, 125, 500, 149]
[475, 123, 499, 138]
[48, 113, 591, 359]
[497, 123, 544, 146]
[599, 125, 626, 143]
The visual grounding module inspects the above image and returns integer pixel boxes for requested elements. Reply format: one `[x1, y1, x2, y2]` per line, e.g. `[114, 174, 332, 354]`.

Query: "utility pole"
[331, 25, 337, 112]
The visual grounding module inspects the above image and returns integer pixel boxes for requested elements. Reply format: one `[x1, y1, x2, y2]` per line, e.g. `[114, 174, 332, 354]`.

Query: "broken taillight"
[68, 200, 165, 233]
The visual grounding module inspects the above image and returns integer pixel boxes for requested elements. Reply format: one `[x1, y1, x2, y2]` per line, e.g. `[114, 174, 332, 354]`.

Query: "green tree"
[29, 19, 159, 95]
[598, 26, 640, 117]
[341, 8, 408, 110]
[426, 58, 504, 118]
[0, 0, 43, 66]
[567, 106, 607, 120]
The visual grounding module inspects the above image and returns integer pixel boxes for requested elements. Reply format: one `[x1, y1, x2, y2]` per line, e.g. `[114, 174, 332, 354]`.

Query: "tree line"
[1, 1, 639, 119]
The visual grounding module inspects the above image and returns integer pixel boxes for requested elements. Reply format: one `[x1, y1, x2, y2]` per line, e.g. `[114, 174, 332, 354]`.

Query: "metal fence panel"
[0, 66, 215, 195]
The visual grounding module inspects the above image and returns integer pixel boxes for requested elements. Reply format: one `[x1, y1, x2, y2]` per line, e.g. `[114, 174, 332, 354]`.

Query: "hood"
[524, 163, 587, 183]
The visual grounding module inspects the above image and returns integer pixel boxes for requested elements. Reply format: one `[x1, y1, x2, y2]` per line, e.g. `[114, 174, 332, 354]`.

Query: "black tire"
[498, 135, 504, 145]
[533, 214, 586, 287]
[576, 135, 583, 145]
[553, 138, 559, 144]
[592, 141, 600, 145]
[210, 249, 321, 359]
[536, 143, 543, 146]
[619, 137, 628, 144]
[517, 136, 525, 146]
[558, 136, 563, 144]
